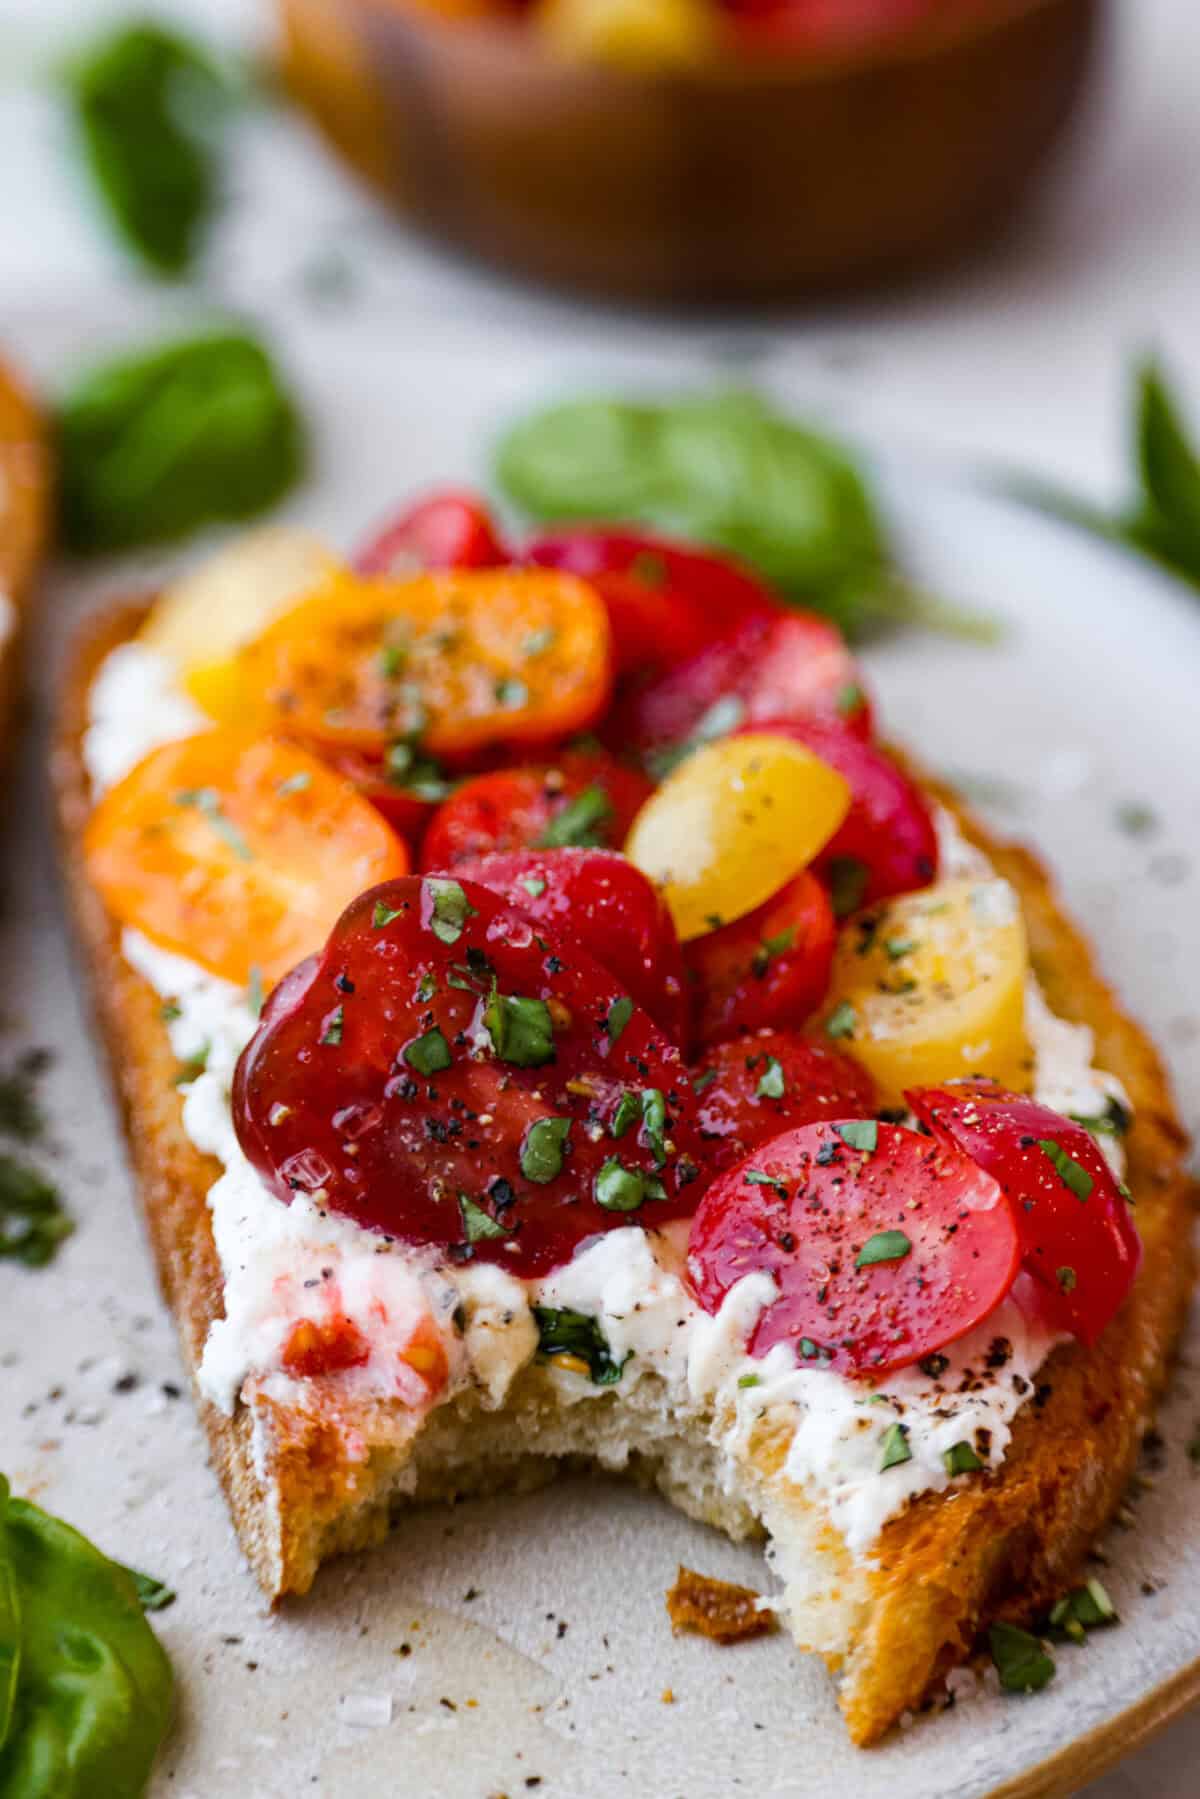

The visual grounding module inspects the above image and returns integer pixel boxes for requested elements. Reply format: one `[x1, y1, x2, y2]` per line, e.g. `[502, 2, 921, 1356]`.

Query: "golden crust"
[0, 356, 52, 759]
[54, 607, 1195, 1739]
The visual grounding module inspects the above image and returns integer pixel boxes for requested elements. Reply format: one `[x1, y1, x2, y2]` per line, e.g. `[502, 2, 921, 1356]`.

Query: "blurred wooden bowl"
[277, 0, 1103, 304]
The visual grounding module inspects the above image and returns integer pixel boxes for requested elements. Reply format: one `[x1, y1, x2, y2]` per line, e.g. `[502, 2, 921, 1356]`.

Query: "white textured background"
[3, 0, 1200, 1792]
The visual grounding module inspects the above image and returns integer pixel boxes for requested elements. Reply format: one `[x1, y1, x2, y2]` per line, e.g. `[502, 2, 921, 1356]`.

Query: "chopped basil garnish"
[531, 1305, 629, 1384]
[604, 995, 634, 1043]
[522, 626, 557, 657]
[1056, 1265, 1077, 1292]
[836, 682, 865, 719]
[172, 1041, 210, 1085]
[835, 1120, 878, 1154]
[1037, 1139, 1094, 1201]
[798, 1337, 821, 1360]
[610, 1090, 642, 1139]
[989, 1622, 1056, 1694]
[644, 693, 747, 780]
[424, 877, 478, 946]
[484, 986, 555, 1067]
[879, 1423, 911, 1471]
[520, 1116, 571, 1184]
[942, 1440, 983, 1476]
[883, 937, 918, 962]
[756, 1056, 785, 1100]
[378, 643, 406, 678]
[536, 783, 613, 849]
[373, 899, 403, 928]
[737, 1373, 761, 1389]
[639, 1088, 667, 1166]
[276, 770, 311, 796]
[855, 1228, 910, 1269]
[519, 875, 547, 899]
[175, 786, 252, 861]
[120, 1566, 177, 1612]
[826, 856, 869, 919]
[494, 676, 528, 710]
[825, 1001, 857, 1041]
[744, 1168, 787, 1197]
[594, 1157, 666, 1213]
[1048, 1579, 1117, 1643]
[404, 1027, 451, 1076]
[159, 1000, 182, 1024]
[0, 1157, 74, 1267]
[320, 1006, 344, 1047]
[459, 1194, 510, 1243]
[752, 926, 796, 976]
[1068, 1096, 1132, 1139]
[692, 1068, 718, 1094]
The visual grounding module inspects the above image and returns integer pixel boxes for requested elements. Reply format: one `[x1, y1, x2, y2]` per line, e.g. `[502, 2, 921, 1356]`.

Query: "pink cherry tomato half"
[453, 847, 689, 1045]
[687, 1120, 1021, 1376]
[524, 529, 776, 676]
[743, 717, 938, 913]
[906, 1079, 1142, 1344]
[692, 1029, 878, 1174]
[686, 869, 836, 1049]
[608, 610, 873, 765]
[355, 489, 508, 575]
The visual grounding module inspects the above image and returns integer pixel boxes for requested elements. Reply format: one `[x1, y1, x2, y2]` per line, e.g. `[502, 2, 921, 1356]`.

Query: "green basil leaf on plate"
[61, 22, 239, 276]
[0, 1476, 173, 1796]
[57, 330, 306, 553]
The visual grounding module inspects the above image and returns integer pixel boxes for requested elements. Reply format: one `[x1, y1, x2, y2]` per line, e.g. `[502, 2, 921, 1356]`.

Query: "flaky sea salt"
[337, 1692, 393, 1729]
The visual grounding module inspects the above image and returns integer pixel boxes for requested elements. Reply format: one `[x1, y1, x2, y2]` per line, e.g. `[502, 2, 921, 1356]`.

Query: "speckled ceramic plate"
[2, 317, 1198, 1799]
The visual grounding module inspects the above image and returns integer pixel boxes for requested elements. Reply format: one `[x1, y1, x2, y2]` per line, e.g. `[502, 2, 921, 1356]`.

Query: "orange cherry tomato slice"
[234, 567, 613, 759]
[84, 730, 410, 988]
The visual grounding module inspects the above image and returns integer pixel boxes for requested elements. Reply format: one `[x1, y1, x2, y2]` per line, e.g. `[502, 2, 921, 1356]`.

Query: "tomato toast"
[0, 357, 51, 760]
[56, 506, 1193, 1746]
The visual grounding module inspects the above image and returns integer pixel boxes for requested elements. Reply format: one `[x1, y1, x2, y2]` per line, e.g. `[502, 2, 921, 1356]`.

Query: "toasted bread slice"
[54, 603, 1195, 1746]
[0, 357, 51, 759]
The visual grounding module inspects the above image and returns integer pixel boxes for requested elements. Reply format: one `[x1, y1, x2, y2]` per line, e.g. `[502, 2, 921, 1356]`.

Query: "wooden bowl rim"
[353, 0, 1100, 92]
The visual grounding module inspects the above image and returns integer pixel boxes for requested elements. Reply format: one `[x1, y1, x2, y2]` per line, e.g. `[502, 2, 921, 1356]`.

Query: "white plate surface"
[2, 319, 1199, 1799]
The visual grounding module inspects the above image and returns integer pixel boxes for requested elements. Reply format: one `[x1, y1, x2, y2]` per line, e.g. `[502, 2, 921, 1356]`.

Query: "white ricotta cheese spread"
[84, 644, 1130, 1557]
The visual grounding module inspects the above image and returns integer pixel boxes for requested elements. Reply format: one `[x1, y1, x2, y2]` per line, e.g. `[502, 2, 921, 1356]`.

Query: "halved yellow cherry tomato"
[139, 526, 338, 719]
[84, 731, 409, 988]
[624, 733, 851, 942]
[228, 567, 613, 758]
[818, 877, 1031, 1106]
[535, 0, 713, 68]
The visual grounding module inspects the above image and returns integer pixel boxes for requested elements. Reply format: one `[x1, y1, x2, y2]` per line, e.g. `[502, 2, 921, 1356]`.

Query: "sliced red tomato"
[686, 1121, 1020, 1375]
[355, 489, 507, 575]
[907, 1079, 1142, 1344]
[454, 847, 688, 1044]
[608, 610, 873, 766]
[420, 750, 651, 871]
[686, 869, 836, 1049]
[234, 875, 706, 1278]
[692, 1030, 878, 1173]
[524, 530, 775, 676]
[742, 717, 938, 914]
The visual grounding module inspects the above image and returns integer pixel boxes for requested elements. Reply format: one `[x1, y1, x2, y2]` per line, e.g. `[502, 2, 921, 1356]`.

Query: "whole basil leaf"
[1007, 357, 1200, 595]
[57, 329, 306, 553]
[1134, 359, 1200, 572]
[495, 389, 914, 639]
[61, 22, 237, 276]
[0, 1487, 18, 1754]
[0, 1480, 172, 1798]
[496, 396, 686, 524]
